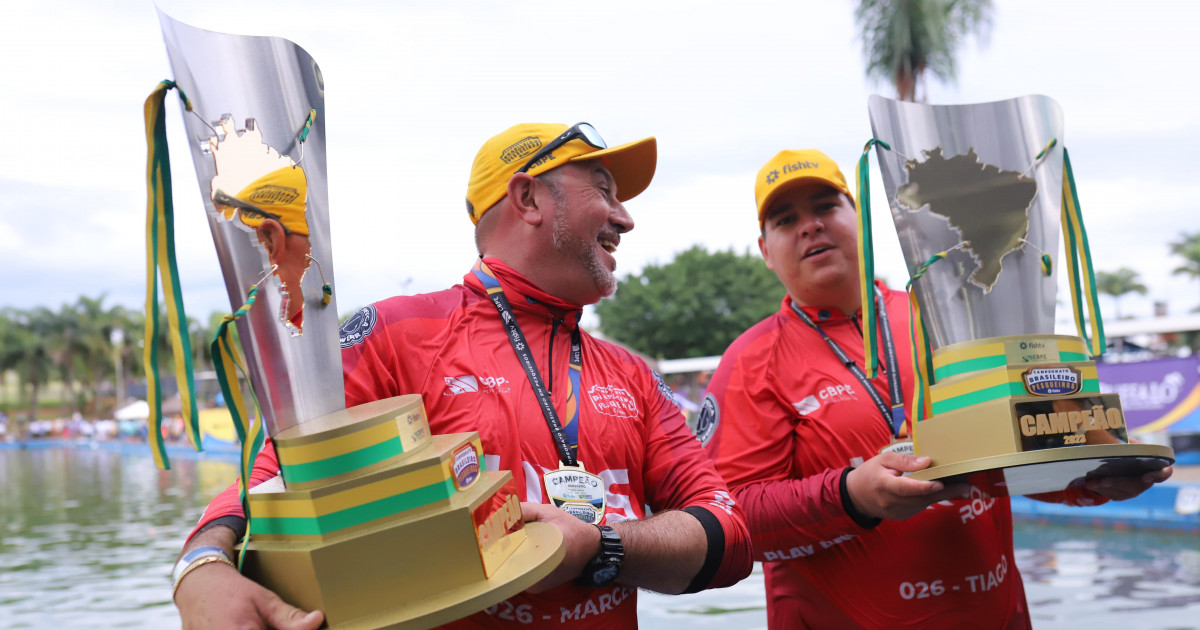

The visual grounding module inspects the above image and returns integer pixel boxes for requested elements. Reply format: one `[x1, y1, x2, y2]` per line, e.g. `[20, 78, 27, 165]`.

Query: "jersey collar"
[465, 257, 583, 328]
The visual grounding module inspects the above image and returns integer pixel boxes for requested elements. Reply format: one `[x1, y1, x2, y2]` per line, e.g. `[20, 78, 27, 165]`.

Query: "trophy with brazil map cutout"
[151, 12, 562, 628]
[862, 94, 1173, 496]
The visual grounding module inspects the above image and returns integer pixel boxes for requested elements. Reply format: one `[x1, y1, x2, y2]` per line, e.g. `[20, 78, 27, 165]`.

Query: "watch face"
[594, 563, 620, 585]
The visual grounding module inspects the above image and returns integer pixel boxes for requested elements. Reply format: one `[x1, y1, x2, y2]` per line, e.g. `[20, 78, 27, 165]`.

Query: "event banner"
[1097, 356, 1200, 434]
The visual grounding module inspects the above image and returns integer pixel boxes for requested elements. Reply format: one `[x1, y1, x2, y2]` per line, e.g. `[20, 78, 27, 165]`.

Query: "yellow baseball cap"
[755, 149, 852, 228]
[465, 122, 657, 224]
[215, 165, 310, 236]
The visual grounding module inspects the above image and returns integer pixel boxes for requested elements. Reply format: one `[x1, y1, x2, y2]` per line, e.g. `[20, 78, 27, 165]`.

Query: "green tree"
[1095, 267, 1147, 320]
[855, 0, 993, 102]
[595, 246, 784, 358]
[0, 308, 55, 434]
[1170, 231, 1200, 310]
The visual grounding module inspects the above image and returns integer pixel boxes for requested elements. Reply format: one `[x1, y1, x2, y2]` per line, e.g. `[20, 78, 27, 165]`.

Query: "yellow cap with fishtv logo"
[755, 149, 852, 228]
[465, 122, 657, 225]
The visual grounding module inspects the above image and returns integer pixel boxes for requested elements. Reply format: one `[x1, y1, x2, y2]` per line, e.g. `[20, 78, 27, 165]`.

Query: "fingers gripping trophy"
[144, 13, 562, 629]
[858, 94, 1173, 496]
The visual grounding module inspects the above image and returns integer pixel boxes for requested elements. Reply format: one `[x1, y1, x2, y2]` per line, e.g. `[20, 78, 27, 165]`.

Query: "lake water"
[2, 446, 1199, 629]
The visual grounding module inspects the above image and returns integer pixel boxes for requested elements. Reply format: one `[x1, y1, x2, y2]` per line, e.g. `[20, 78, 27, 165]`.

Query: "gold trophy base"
[910, 334, 1174, 496]
[237, 397, 566, 629]
[240, 472, 565, 630]
[908, 443, 1174, 496]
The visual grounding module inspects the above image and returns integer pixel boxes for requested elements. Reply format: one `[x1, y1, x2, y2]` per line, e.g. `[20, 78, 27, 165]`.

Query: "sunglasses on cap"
[213, 189, 293, 236]
[517, 122, 607, 174]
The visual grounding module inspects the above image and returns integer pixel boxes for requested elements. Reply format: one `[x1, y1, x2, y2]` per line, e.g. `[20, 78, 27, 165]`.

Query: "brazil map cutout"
[896, 147, 1039, 292]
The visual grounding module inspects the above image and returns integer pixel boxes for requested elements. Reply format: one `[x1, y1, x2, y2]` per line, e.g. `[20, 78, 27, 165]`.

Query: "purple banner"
[1097, 356, 1200, 432]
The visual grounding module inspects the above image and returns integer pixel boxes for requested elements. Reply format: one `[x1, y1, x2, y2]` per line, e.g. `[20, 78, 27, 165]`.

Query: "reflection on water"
[2, 447, 1198, 629]
[0, 447, 234, 629]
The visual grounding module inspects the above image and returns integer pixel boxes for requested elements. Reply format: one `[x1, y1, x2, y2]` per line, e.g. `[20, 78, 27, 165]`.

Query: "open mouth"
[598, 237, 619, 254]
[803, 245, 833, 259]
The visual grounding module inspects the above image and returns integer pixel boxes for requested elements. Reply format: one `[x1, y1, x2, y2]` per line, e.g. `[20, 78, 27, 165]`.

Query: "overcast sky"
[3, 0, 1198, 334]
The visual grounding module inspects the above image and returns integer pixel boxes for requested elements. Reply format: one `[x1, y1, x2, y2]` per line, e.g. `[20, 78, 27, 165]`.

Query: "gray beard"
[551, 195, 617, 299]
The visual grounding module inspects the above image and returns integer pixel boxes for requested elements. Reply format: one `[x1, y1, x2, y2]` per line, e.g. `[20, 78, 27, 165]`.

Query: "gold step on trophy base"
[907, 335, 1175, 496]
[237, 396, 564, 629]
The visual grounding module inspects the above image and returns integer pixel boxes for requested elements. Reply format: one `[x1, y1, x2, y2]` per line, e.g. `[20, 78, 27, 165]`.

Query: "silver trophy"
[865, 94, 1172, 496]
[156, 13, 561, 628]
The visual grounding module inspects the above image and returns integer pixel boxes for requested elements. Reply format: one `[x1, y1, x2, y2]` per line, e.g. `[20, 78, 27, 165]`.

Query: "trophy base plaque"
[908, 334, 1175, 496]
[238, 396, 565, 629]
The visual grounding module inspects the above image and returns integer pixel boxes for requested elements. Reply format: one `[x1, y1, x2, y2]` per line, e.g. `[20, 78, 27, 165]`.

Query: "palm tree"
[1095, 267, 1148, 320]
[1170, 231, 1200, 310]
[854, 0, 993, 102]
[0, 308, 55, 436]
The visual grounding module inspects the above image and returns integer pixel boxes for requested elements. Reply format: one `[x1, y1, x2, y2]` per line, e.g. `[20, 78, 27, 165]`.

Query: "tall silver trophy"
[154, 13, 561, 629]
[865, 94, 1172, 496]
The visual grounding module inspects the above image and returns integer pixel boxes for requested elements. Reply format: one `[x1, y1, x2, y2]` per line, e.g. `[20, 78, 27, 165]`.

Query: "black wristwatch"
[576, 525, 624, 587]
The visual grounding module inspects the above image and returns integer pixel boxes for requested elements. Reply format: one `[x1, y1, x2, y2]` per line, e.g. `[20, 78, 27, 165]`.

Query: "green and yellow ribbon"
[211, 287, 267, 569]
[1061, 148, 1105, 357]
[854, 139, 891, 378]
[143, 80, 200, 469]
[905, 252, 948, 424]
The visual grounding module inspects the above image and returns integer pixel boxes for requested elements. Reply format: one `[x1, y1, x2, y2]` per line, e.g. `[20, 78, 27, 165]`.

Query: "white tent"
[113, 399, 150, 421]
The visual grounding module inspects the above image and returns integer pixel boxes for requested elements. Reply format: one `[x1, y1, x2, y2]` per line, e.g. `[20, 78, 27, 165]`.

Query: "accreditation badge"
[543, 462, 607, 524]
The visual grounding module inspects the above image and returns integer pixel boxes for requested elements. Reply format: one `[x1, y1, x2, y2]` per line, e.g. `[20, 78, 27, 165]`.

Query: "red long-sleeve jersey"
[704, 288, 1046, 629]
[193, 258, 752, 628]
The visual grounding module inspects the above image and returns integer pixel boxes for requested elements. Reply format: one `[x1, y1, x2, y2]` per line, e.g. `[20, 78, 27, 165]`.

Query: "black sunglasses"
[213, 190, 292, 236]
[517, 122, 607, 174]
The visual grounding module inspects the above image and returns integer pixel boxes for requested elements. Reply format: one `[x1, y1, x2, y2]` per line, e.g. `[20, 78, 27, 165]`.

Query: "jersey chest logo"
[587, 384, 638, 418]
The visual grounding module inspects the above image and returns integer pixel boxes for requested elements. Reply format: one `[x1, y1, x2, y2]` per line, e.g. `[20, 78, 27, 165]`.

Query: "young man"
[700, 149, 1171, 629]
[172, 123, 752, 629]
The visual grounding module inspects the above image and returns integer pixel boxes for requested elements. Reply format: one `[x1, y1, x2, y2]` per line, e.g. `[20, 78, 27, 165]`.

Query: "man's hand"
[1085, 464, 1173, 502]
[174, 525, 323, 630]
[520, 502, 599, 593]
[175, 561, 324, 630]
[845, 452, 970, 521]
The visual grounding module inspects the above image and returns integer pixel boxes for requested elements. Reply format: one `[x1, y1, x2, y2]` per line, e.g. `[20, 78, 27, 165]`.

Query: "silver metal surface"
[159, 11, 344, 435]
[867, 95, 1065, 351]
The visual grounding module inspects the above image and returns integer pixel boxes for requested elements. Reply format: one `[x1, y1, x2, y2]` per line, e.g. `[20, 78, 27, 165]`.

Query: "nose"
[610, 201, 634, 234]
[798, 213, 824, 238]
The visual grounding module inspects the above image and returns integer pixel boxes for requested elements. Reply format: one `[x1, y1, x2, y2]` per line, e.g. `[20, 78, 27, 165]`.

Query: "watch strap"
[577, 525, 624, 587]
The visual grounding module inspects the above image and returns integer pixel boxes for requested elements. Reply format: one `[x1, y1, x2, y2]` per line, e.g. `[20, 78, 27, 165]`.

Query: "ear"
[505, 172, 544, 227]
[757, 233, 775, 271]
[255, 220, 289, 264]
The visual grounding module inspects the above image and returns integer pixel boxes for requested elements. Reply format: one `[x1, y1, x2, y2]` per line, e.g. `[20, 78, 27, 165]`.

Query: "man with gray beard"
[173, 122, 753, 629]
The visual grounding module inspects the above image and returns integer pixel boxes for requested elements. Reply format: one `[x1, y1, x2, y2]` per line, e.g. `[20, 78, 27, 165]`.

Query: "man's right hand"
[174, 525, 323, 630]
[175, 561, 323, 630]
[845, 452, 970, 521]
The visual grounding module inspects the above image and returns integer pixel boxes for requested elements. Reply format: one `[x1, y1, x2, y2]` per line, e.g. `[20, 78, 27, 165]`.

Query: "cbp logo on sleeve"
[690, 393, 719, 447]
[339, 305, 377, 348]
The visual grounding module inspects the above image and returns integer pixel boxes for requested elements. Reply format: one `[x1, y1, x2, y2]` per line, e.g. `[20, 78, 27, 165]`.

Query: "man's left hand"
[520, 502, 600, 593]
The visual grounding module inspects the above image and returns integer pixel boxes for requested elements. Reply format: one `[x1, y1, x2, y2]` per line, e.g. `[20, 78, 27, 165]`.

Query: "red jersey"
[704, 288, 1035, 629]
[193, 258, 752, 628]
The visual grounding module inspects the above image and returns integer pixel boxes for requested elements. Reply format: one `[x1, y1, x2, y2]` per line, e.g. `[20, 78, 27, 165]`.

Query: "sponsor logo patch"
[247, 184, 300, 205]
[692, 393, 720, 447]
[792, 395, 820, 416]
[452, 444, 480, 490]
[652, 371, 680, 408]
[339, 305, 377, 348]
[444, 374, 510, 396]
[444, 375, 479, 395]
[500, 136, 543, 164]
[587, 384, 638, 418]
[1022, 366, 1082, 396]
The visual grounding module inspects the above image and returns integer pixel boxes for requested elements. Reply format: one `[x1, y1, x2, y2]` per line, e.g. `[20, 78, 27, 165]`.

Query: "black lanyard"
[472, 262, 583, 467]
[789, 287, 906, 438]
